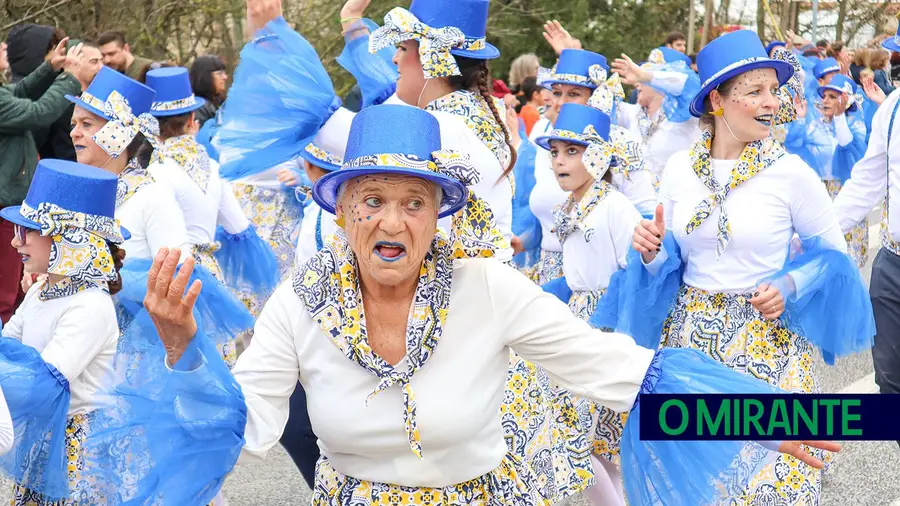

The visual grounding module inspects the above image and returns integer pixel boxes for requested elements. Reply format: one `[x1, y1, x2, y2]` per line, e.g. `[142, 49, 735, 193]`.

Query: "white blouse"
[294, 200, 338, 267]
[2, 282, 118, 416]
[563, 191, 642, 292]
[116, 181, 191, 262]
[230, 259, 655, 487]
[315, 98, 514, 262]
[649, 151, 847, 293]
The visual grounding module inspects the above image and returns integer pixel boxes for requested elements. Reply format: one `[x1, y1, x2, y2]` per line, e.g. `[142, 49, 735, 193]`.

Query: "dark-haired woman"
[189, 55, 228, 127]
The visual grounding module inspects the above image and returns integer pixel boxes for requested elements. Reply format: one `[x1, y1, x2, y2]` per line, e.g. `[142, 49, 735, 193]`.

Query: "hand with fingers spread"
[247, 0, 283, 35]
[49, 37, 71, 71]
[793, 94, 807, 119]
[749, 282, 785, 320]
[777, 440, 841, 468]
[144, 247, 202, 366]
[276, 167, 300, 187]
[633, 203, 665, 263]
[611, 54, 651, 86]
[542, 20, 580, 55]
[861, 73, 886, 105]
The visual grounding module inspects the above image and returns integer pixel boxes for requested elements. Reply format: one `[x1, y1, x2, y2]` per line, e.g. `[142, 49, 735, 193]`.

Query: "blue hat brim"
[541, 78, 597, 90]
[817, 86, 859, 112]
[151, 97, 207, 117]
[312, 167, 468, 219]
[66, 95, 113, 121]
[298, 149, 340, 172]
[882, 38, 900, 53]
[450, 41, 500, 60]
[533, 134, 590, 151]
[0, 206, 131, 241]
[690, 59, 794, 117]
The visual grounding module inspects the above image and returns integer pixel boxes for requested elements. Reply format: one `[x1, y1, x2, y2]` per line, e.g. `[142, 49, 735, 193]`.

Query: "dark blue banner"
[639, 394, 900, 440]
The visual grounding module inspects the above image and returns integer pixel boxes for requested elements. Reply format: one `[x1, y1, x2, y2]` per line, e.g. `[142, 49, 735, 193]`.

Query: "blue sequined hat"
[299, 142, 342, 172]
[145, 66, 207, 117]
[543, 49, 610, 89]
[765, 40, 786, 56]
[0, 159, 130, 241]
[534, 103, 611, 150]
[313, 104, 469, 218]
[813, 57, 841, 80]
[818, 74, 860, 112]
[407, 0, 499, 59]
[690, 30, 794, 117]
[882, 27, 900, 52]
[66, 66, 155, 120]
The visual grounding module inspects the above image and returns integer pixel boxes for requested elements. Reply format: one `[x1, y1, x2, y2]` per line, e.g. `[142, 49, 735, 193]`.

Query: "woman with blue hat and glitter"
[594, 29, 874, 505]
[0, 159, 127, 505]
[66, 66, 252, 366]
[130, 103, 838, 506]
[144, 66, 278, 361]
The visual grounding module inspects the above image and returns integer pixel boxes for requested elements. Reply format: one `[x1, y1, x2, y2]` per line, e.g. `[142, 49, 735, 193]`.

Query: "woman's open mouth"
[374, 242, 407, 262]
[755, 114, 774, 127]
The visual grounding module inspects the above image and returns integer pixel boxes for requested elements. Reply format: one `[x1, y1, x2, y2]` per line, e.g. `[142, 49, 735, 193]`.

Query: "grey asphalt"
[0, 213, 896, 505]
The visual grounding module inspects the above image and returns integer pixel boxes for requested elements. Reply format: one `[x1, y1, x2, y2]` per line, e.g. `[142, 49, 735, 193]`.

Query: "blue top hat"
[690, 30, 794, 118]
[813, 57, 841, 80]
[534, 103, 611, 150]
[882, 28, 900, 52]
[299, 142, 342, 172]
[818, 74, 860, 112]
[543, 49, 610, 89]
[408, 0, 499, 60]
[145, 67, 207, 117]
[656, 47, 693, 67]
[66, 66, 156, 120]
[313, 105, 469, 218]
[765, 40, 786, 56]
[0, 159, 129, 240]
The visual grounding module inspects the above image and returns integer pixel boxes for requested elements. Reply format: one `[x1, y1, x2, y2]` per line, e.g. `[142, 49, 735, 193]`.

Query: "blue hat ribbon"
[369, 7, 486, 78]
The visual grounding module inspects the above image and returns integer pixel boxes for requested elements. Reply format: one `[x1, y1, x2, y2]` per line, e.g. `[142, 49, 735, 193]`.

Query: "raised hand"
[49, 37, 71, 71]
[633, 203, 665, 263]
[612, 54, 651, 86]
[144, 247, 202, 366]
[861, 73, 886, 106]
[247, 0, 283, 35]
[777, 440, 841, 469]
[340, 0, 371, 20]
[542, 20, 580, 56]
[276, 167, 300, 187]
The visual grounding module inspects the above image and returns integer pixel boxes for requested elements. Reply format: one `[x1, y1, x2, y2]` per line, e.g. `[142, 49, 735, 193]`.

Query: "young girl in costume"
[294, 142, 342, 266]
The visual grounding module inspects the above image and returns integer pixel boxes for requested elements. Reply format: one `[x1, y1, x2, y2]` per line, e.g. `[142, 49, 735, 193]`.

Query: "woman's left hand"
[777, 440, 842, 468]
[611, 54, 651, 86]
[276, 168, 300, 187]
[749, 282, 784, 320]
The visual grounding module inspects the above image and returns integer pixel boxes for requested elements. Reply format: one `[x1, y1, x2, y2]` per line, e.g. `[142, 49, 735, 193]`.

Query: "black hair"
[521, 76, 541, 102]
[190, 55, 227, 106]
[106, 241, 126, 296]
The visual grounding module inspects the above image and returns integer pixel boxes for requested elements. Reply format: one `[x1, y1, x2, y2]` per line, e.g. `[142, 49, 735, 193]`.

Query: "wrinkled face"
[636, 82, 661, 108]
[551, 83, 590, 117]
[99, 42, 129, 71]
[669, 39, 687, 53]
[549, 140, 592, 193]
[393, 40, 426, 106]
[70, 106, 111, 168]
[213, 69, 228, 95]
[710, 68, 780, 143]
[11, 228, 51, 274]
[82, 46, 104, 85]
[337, 174, 440, 288]
[820, 89, 843, 119]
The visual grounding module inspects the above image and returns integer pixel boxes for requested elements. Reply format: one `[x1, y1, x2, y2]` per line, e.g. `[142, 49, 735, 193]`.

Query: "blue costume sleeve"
[764, 237, 875, 365]
[541, 276, 572, 303]
[649, 64, 701, 123]
[511, 140, 542, 268]
[622, 347, 782, 506]
[83, 317, 247, 505]
[862, 96, 877, 142]
[214, 225, 281, 298]
[214, 16, 341, 181]
[336, 19, 399, 109]
[783, 116, 833, 178]
[590, 234, 683, 350]
[830, 115, 867, 184]
[196, 115, 220, 162]
[0, 338, 71, 501]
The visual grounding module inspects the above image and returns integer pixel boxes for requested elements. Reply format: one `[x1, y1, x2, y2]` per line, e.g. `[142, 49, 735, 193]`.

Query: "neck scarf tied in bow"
[554, 178, 615, 244]
[585, 65, 625, 116]
[93, 90, 160, 158]
[19, 201, 124, 300]
[369, 7, 486, 79]
[150, 135, 213, 192]
[684, 130, 785, 258]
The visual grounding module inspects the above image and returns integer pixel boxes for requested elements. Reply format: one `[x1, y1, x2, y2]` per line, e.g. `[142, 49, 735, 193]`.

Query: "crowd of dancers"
[0, 0, 895, 504]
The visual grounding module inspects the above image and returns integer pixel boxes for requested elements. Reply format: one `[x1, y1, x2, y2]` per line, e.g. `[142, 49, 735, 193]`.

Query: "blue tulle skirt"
[214, 225, 280, 300]
[336, 19, 399, 110]
[0, 338, 71, 501]
[623, 347, 782, 506]
[214, 16, 340, 180]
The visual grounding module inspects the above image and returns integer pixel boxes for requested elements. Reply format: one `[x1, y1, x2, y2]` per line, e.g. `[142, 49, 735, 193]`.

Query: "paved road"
[1, 214, 896, 505]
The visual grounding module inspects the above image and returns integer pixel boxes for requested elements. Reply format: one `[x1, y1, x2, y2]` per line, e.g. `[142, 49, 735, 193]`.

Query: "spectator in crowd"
[508, 53, 539, 93]
[831, 40, 852, 75]
[850, 47, 871, 84]
[517, 76, 543, 136]
[6, 24, 79, 161]
[817, 39, 830, 51]
[664, 31, 687, 53]
[0, 43, 7, 83]
[689, 53, 698, 72]
[97, 30, 153, 80]
[869, 47, 895, 95]
[0, 39, 90, 323]
[492, 78, 512, 99]
[190, 55, 229, 126]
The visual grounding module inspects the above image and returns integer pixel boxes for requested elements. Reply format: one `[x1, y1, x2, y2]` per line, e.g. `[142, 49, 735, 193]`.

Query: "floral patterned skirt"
[311, 454, 550, 505]
[662, 284, 829, 505]
[825, 179, 868, 270]
[526, 250, 564, 286]
[192, 244, 237, 368]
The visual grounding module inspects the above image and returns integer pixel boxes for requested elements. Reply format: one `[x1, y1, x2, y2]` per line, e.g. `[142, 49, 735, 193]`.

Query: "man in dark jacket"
[6, 23, 77, 161]
[0, 38, 86, 323]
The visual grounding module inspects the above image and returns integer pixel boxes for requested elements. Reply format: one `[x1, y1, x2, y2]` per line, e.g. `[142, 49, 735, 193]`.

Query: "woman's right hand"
[633, 204, 665, 263]
[247, 0, 283, 35]
[861, 73, 887, 105]
[144, 247, 202, 367]
[276, 167, 300, 187]
[542, 20, 580, 56]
